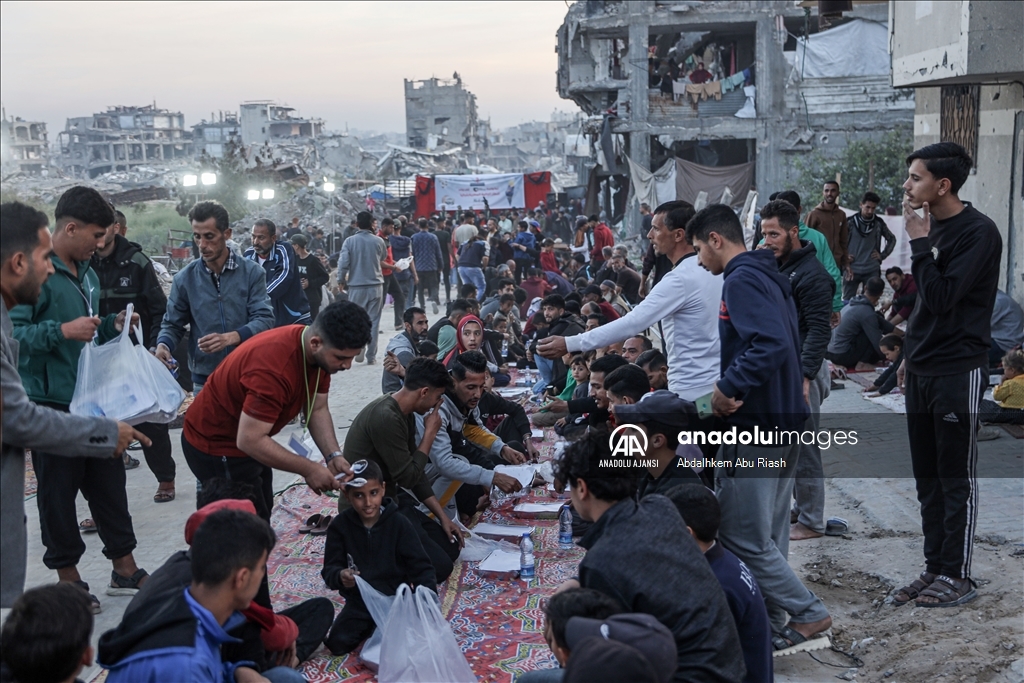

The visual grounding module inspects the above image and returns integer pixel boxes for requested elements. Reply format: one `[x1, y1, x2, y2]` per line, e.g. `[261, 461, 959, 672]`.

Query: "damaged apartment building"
[1, 112, 49, 175]
[57, 104, 193, 178]
[404, 74, 481, 151]
[556, 0, 914, 228]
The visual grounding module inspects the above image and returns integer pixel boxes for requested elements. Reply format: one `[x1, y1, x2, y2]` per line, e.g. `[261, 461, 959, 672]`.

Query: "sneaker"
[123, 454, 140, 469]
[355, 350, 365, 363]
[107, 568, 149, 596]
[432, 303, 439, 314]
[977, 426, 1001, 441]
[71, 580, 102, 614]
[830, 380, 845, 391]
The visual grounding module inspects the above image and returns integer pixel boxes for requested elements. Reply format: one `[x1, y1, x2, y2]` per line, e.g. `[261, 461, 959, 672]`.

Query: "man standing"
[388, 221, 418, 322]
[11, 187, 151, 609]
[156, 201, 274, 394]
[806, 181, 849, 276]
[845, 192, 895, 300]
[433, 218, 453, 303]
[511, 220, 537, 282]
[893, 142, 1001, 608]
[339, 211, 388, 364]
[686, 204, 831, 654]
[590, 215, 615, 268]
[376, 217, 406, 332]
[456, 229, 488, 301]
[453, 212, 479, 248]
[411, 218, 444, 314]
[541, 201, 722, 403]
[382, 307, 429, 394]
[291, 234, 330, 321]
[182, 301, 370, 520]
[93, 210, 176, 504]
[244, 218, 311, 327]
[759, 199, 835, 541]
[2, 201, 148, 609]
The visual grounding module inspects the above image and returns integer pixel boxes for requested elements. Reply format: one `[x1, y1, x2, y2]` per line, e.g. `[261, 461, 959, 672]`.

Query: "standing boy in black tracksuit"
[894, 142, 1002, 608]
[322, 461, 436, 655]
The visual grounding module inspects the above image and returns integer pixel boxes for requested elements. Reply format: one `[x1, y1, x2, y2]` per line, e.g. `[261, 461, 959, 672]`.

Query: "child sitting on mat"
[321, 460, 436, 655]
[979, 348, 1024, 425]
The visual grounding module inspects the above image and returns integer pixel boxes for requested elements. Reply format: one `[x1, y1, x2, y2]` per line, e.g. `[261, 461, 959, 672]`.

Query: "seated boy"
[979, 348, 1024, 425]
[0, 584, 94, 683]
[534, 354, 589, 428]
[602, 364, 652, 406]
[864, 334, 903, 396]
[665, 484, 773, 683]
[322, 460, 436, 655]
[98, 509, 276, 683]
[553, 434, 745, 683]
[636, 349, 669, 392]
[519, 587, 624, 683]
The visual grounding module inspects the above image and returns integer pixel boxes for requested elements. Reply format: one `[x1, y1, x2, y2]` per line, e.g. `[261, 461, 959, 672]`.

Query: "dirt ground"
[773, 484, 1024, 683]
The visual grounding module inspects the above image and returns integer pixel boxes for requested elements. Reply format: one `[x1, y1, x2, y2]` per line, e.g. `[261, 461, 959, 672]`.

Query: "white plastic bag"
[355, 575, 396, 672]
[70, 304, 160, 425]
[379, 584, 476, 683]
[130, 322, 185, 424]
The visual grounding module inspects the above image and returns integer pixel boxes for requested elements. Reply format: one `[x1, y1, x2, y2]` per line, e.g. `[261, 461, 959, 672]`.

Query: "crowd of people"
[1, 140, 1020, 682]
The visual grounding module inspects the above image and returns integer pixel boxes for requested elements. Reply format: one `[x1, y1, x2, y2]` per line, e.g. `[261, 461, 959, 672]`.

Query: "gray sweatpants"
[347, 284, 384, 360]
[716, 441, 830, 632]
[793, 360, 831, 532]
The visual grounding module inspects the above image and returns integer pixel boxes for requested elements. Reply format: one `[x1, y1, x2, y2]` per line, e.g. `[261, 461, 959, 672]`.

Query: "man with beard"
[382, 307, 429, 393]
[759, 199, 836, 542]
[805, 181, 849, 275]
[180, 301, 371, 520]
[244, 218, 311, 327]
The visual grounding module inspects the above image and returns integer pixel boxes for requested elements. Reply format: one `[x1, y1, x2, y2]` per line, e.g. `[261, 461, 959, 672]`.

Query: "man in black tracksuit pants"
[93, 217, 176, 502]
[897, 142, 1002, 607]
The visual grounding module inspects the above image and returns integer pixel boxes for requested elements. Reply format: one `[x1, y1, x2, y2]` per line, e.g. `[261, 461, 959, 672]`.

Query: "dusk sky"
[0, 1, 575, 135]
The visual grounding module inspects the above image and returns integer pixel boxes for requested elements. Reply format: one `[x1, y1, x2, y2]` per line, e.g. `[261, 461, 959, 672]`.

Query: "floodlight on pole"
[183, 174, 198, 187]
[247, 190, 260, 200]
[201, 173, 217, 186]
[323, 182, 335, 193]
[262, 189, 275, 200]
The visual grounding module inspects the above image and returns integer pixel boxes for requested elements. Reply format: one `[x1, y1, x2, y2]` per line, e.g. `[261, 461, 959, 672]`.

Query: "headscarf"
[443, 314, 484, 367]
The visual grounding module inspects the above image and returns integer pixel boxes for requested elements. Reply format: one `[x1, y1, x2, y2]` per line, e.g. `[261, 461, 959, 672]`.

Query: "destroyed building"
[404, 75, 480, 150]
[57, 104, 193, 178]
[1, 113, 49, 175]
[890, 0, 1024, 303]
[556, 0, 914, 229]
[193, 112, 241, 159]
[239, 101, 323, 146]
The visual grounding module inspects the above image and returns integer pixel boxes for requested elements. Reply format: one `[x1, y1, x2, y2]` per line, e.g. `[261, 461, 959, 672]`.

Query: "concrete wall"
[913, 83, 1024, 302]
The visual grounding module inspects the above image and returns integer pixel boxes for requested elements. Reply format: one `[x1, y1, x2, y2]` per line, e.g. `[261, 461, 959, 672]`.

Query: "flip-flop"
[825, 517, 849, 536]
[772, 626, 831, 657]
[299, 514, 323, 534]
[79, 518, 98, 534]
[309, 514, 333, 536]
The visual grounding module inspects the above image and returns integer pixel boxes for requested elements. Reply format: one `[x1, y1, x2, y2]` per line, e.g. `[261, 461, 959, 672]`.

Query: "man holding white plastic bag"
[9, 187, 150, 611]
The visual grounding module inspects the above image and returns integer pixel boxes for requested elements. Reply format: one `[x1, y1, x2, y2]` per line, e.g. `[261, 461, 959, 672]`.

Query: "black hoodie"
[778, 240, 835, 380]
[322, 497, 436, 606]
[718, 249, 808, 432]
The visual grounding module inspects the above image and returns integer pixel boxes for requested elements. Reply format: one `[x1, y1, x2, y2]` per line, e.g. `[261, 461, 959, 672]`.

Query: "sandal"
[309, 514, 333, 536]
[771, 626, 831, 657]
[71, 580, 101, 614]
[153, 487, 175, 503]
[916, 575, 977, 608]
[299, 513, 323, 534]
[79, 518, 98, 534]
[892, 571, 935, 606]
[123, 453, 140, 470]
[107, 568, 149, 596]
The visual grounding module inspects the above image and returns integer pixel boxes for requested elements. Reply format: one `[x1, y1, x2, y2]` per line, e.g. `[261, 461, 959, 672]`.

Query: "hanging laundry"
[704, 81, 722, 101]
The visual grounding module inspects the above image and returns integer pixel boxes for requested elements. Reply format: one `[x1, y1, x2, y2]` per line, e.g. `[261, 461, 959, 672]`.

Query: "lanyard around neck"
[301, 327, 321, 429]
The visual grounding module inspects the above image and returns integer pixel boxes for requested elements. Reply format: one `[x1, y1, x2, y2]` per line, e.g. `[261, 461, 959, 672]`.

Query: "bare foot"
[788, 615, 832, 642]
[790, 522, 824, 540]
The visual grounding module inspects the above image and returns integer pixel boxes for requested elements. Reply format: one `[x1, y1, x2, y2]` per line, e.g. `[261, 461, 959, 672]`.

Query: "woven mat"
[268, 433, 575, 682]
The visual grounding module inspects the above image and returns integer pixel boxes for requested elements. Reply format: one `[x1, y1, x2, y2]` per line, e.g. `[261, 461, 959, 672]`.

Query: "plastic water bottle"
[519, 532, 535, 578]
[501, 338, 509, 359]
[558, 505, 573, 548]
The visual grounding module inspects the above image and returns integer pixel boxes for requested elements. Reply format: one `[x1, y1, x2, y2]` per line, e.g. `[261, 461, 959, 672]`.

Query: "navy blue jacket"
[718, 249, 808, 432]
[705, 542, 773, 683]
[243, 241, 311, 327]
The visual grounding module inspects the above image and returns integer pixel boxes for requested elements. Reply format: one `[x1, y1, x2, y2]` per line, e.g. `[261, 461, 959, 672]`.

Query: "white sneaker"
[355, 350, 365, 363]
[977, 426, 1001, 441]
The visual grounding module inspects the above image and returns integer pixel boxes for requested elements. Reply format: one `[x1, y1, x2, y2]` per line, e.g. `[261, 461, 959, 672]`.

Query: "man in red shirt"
[181, 301, 371, 519]
[519, 267, 553, 319]
[590, 217, 615, 266]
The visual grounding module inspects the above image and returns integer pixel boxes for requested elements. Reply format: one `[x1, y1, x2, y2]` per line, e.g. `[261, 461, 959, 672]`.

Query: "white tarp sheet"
[434, 173, 525, 211]
[795, 18, 889, 78]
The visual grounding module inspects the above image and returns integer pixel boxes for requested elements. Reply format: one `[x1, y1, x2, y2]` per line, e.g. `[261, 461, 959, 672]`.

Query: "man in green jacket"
[11, 187, 149, 612]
